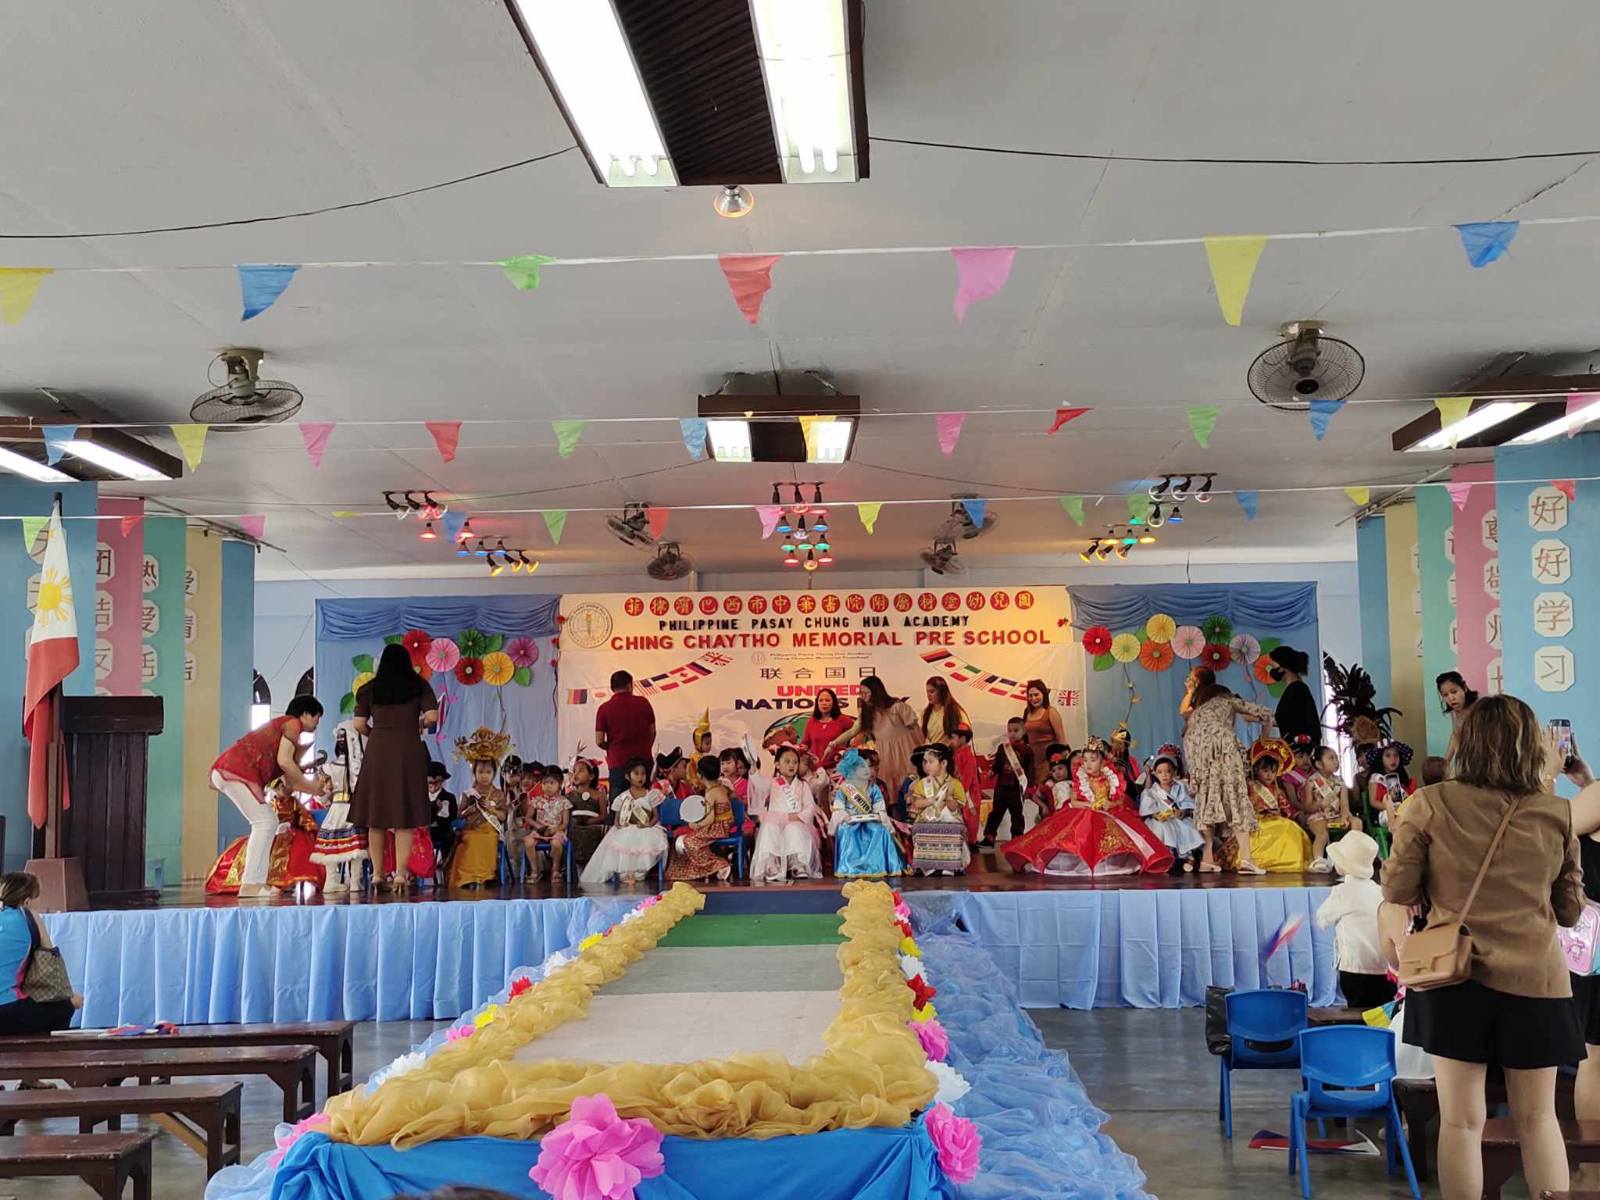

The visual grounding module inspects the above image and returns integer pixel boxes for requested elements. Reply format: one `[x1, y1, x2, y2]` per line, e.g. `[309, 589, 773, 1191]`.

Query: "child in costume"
[581, 757, 669, 885]
[1314, 830, 1396, 1009]
[447, 728, 512, 889]
[1108, 725, 1144, 800]
[1139, 745, 1205, 869]
[565, 758, 607, 871]
[830, 748, 905, 879]
[1302, 744, 1359, 872]
[747, 742, 825, 884]
[907, 743, 970, 875]
[206, 778, 325, 895]
[1247, 738, 1314, 873]
[426, 759, 457, 874]
[1283, 734, 1316, 812]
[1365, 739, 1416, 828]
[1003, 738, 1172, 876]
[309, 724, 367, 894]
[523, 767, 572, 880]
[667, 756, 736, 883]
[950, 724, 983, 846]
[982, 717, 1033, 846]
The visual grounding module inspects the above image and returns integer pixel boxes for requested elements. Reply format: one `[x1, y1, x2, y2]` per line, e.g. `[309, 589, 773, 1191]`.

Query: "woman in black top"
[1268, 646, 1321, 746]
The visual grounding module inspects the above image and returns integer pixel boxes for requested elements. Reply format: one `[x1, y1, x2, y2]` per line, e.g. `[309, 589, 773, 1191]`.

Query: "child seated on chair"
[565, 758, 607, 873]
[447, 728, 513, 889]
[1302, 745, 1360, 872]
[580, 757, 668, 885]
[748, 742, 826, 884]
[667, 756, 736, 883]
[1138, 746, 1205, 871]
[523, 766, 572, 880]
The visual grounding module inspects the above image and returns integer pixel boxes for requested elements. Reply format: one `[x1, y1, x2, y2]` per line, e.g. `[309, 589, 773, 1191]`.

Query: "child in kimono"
[748, 742, 825, 884]
[831, 749, 904, 878]
[581, 758, 668, 885]
[1138, 746, 1205, 870]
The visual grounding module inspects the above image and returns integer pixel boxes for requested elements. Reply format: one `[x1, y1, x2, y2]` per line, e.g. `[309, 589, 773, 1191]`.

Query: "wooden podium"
[34, 696, 164, 907]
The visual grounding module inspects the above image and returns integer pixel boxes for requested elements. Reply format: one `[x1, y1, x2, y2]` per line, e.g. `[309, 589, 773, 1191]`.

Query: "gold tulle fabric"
[323, 880, 934, 1149]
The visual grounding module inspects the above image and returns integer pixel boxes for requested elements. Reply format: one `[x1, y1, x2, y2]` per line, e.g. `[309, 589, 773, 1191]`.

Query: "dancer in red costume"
[1002, 738, 1173, 876]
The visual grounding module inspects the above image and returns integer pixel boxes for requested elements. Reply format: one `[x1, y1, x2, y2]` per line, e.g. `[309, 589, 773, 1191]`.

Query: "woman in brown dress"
[1181, 668, 1274, 875]
[351, 644, 439, 890]
[1021, 680, 1066, 787]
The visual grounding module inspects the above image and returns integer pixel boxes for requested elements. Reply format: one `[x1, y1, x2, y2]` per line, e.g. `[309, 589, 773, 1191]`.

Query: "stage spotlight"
[771, 483, 782, 506]
[419, 522, 437, 541]
[1148, 504, 1166, 528]
[812, 484, 824, 507]
[1097, 540, 1114, 561]
[1079, 540, 1099, 563]
[489, 554, 505, 577]
[776, 514, 793, 535]
[781, 541, 797, 554]
[1115, 542, 1131, 559]
[422, 492, 446, 516]
[1139, 534, 1156, 544]
[790, 484, 808, 514]
[1122, 536, 1137, 546]
[1170, 476, 1192, 501]
[817, 549, 834, 565]
[803, 549, 818, 572]
[456, 542, 471, 558]
[783, 549, 800, 566]
[473, 539, 490, 556]
[811, 511, 829, 533]
[1195, 475, 1214, 502]
[1149, 476, 1170, 499]
[457, 519, 474, 542]
[814, 538, 831, 552]
[1168, 506, 1184, 524]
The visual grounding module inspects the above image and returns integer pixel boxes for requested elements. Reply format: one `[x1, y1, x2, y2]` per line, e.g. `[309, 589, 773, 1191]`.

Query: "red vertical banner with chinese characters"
[94, 497, 145, 696]
[1450, 465, 1501, 696]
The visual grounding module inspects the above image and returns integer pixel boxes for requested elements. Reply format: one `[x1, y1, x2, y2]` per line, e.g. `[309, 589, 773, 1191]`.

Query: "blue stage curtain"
[313, 595, 561, 785]
[908, 886, 1338, 1009]
[268, 1128, 951, 1200]
[45, 898, 631, 1026]
[1066, 583, 1321, 755]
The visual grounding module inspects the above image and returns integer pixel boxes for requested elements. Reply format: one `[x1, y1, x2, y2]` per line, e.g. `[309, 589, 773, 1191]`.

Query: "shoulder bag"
[1397, 794, 1521, 991]
[20, 909, 73, 1004]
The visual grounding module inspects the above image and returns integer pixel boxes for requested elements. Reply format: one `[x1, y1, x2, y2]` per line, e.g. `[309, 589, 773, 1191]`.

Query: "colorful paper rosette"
[1201, 643, 1233, 671]
[425, 637, 461, 672]
[457, 627, 492, 658]
[351, 670, 373, 695]
[1109, 632, 1141, 663]
[481, 651, 516, 686]
[1138, 639, 1174, 672]
[1144, 612, 1177, 643]
[1171, 625, 1206, 660]
[505, 636, 539, 669]
[528, 1093, 665, 1200]
[1201, 613, 1234, 644]
[455, 656, 484, 685]
[1082, 625, 1113, 656]
[1229, 633, 1261, 664]
[1253, 653, 1277, 685]
[401, 628, 433, 662]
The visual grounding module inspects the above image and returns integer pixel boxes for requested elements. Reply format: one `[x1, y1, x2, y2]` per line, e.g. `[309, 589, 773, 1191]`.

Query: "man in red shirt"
[594, 670, 657, 799]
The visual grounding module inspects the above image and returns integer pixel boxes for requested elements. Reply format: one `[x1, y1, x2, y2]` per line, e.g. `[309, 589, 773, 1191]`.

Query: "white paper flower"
[900, 954, 923, 980]
[366, 1050, 427, 1091]
[1230, 633, 1261, 663]
[928, 1060, 971, 1105]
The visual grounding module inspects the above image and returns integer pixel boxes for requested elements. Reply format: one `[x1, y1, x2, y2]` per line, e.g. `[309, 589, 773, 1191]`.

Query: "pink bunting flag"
[718, 255, 782, 324]
[951, 247, 1016, 321]
[1553, 479, 1577, 502]
[757, 505, 783, 539]
[1568, 392, 1600, 435]
[1047, 406, 1090, 434]
[120, 512, 143, 538]
[647, 507, 670, 540]
[936, 412, 967, 457]
[425, 421, 462, 464]
[299, 422, 334, 468]
[237, 514, 266, 540]
[1445, 481, 1473, 511]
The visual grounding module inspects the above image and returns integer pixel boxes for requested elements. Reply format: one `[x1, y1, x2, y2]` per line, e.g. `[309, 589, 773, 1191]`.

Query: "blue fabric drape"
[1067, 583, 1317, 631]
[315, 597, 560, 642]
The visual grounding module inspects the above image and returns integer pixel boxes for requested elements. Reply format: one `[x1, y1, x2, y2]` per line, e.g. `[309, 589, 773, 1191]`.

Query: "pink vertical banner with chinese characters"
[1451, 465, 1501, 696]
[94, 497, 145, 695]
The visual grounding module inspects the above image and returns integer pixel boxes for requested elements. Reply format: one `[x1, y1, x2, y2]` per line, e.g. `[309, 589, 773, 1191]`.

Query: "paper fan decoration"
[1230, 633, 1261, 664]
[1110, 633, 1141, 663]
[505, 636, 539, 669]
[1145, 613, 1177, 644]
[1202, 643, 1233, 671]
[455, 656, 484, 686]
[1082, 625, 1113, 656]
[481, 651, 515, 686]
[425, 638, 461, 672]
[401, 629, 433, 660]
[1253, 653, 1277, 685]
[1139, 639, 1174, 672]
[351, 670, 373, 695]
[415, 662, 432, 681]
[1171, 625, 1206, 660]
[1201, 614, 1234, 644]
[457, 628, 492, 658]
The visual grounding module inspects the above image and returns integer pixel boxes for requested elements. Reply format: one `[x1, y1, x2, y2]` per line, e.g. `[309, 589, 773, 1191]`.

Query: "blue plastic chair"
[708, 798, 749, 881]
[1219, 988, 1308, 1139]
[528, 833, 576, 882]
[1287, 1026, 1419, 1200]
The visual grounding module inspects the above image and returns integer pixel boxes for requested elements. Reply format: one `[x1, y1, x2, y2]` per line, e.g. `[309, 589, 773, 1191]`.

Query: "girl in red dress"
[1003, 738, 1172, 877]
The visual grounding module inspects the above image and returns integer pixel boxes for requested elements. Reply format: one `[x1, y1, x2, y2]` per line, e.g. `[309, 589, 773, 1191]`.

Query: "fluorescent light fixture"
[750, 0, 858, 182]
[1504, 401, 1600, 445]
[805, 417, 853, 463]
[60, 439, 172, 482]
[706, 419, 753, 462]
[1408, 401, 1531, 452]
[507, 0, 676, 188]
[0, 446, 71, 483]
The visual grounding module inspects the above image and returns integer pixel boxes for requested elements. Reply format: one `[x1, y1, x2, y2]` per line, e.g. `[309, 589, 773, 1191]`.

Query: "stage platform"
[44, 863, 1336, 1026]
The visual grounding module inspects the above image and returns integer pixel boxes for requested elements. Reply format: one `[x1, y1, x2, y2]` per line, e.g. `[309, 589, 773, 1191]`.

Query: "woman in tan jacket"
[1382, 695, 1585, 1200]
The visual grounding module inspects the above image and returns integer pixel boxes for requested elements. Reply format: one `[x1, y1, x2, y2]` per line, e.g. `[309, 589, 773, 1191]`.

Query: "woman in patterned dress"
[1182, 668, 1275, 875]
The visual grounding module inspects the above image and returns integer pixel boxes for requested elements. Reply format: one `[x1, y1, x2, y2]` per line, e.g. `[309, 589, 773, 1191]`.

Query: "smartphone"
[1551, 719, 1575, 760]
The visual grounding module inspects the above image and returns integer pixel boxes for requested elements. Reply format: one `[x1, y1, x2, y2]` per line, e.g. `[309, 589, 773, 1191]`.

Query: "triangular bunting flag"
[647, 507, 670, 540]
[499, 254, 555, 290]
[120, 512, 143, 538]
[1345, 486, 1370, 506]
[426, 421, 462, 463]
[0, 268, 53, 325]
[542, 509, 568, 545]
[238, 264, 300, 320]
[797, 414, 829, 462]
[442, 511, 467, 543]
[1446, 481, 1472, 511]
[331, 510, 361, 519]
[757, 505, 783, 539]
[1433, 397, 1473, 445]
[936, 412, 966, 456]
[1202, 236, 1268, 326]
[1058, 495, 1085, 525]
[679, 417, 708, 461]
[1307, 399, 1343, 442]
[717, 254, 781, 324]
[42, 425, 76, 466]
[237, 514, 266, 541]
[19, 515, 47, 549]
[951, 247, 1017, 321]
[1127, 494, 1152, 525]
[171, 424, 207, 471]
[299, 422, 334, 467]
[1553, 479, 1577, 502]
[1455, 222, 1519, 268]
[1567, 392, 1600, 435]
[1188, 405, 1221, 449]
[960, 498, 986, 529]
[856, 502, 882, 534]
[552, 419, 585, 459]
[1236, 490, 1259, 520]
[1047, 407, 1091, 434]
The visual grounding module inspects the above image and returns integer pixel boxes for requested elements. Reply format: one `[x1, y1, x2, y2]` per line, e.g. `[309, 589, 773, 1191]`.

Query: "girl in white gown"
[747, 742, 825, 884]
[581, 757, 669, 884]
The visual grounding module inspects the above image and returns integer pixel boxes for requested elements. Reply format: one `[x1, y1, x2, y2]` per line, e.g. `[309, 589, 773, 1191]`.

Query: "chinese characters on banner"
[1450, 465, 1502, 696]
[1529, 485, 1577, 693]
[94, 498, 144, 695]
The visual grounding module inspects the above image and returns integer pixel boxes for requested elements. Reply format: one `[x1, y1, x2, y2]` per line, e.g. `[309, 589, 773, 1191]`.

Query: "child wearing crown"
[1003, 737, 1172, 876]
[447, 726, 513, 889]
[1139, 744, 1205, 871]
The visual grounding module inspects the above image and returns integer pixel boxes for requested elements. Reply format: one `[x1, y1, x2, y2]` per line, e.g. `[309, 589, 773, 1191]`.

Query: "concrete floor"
[14, 1008, 1503, 1200]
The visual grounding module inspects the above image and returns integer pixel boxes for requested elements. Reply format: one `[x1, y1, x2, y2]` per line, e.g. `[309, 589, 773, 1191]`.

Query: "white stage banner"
[557, 586, 1085, 761]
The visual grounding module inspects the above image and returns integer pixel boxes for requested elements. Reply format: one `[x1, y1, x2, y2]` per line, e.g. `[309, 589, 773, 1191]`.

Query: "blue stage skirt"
[834, 821, 906, 879]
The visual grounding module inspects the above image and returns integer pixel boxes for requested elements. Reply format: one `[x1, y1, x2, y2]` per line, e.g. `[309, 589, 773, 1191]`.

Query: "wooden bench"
[0, 1082, 241, 1177]
[0, 1019, 355, 1097]
[1396, 1073, 1578, 1182]
[1307, 1006, 1367, 1026]
[0, 1131, 154, 1200]
[0, 1044, 315, 1123]
[1483, 1118, 1600, 1200]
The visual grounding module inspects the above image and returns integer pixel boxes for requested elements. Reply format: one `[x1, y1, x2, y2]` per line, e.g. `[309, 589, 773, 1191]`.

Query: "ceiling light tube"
[1504, 402, 1600, 445]
[706, 419, 753, 463]
[0, 446, 72, 483]
[60, 439, 175, 482]
[1408, 400, 1533, 452]
[505, 0, 676, 188]
[749, 0, 858, 183]
[806, 417, 854, 463]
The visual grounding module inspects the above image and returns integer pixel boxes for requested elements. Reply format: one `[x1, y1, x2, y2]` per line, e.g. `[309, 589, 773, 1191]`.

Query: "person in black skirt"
[1383, 695, 1585, 1200]
[1561, 748, 1600, 1150]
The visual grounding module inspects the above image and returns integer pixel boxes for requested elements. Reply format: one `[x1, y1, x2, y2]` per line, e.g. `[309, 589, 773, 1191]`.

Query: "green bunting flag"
[1058, 495, 1085, 525]
[552, 419, 585, 459]
[499, 254, 555, 290]
[542, 509, 567, 545]
[1187, 405, 1220, 449]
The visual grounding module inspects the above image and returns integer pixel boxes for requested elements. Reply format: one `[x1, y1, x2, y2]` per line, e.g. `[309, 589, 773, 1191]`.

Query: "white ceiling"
[3, 0, 1599, 581]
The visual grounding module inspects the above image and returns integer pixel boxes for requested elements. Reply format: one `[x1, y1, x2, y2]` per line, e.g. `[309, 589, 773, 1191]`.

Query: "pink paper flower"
[529, 1093, 665, 1200]
[268, 1112, 329, 1167]
[505, 636, 540, 669]
[1170, 625, 1206, 660]
[911, 1017, 949, 1062]
[925, 1102, 981, 1184]
[425, 637, 461, 672]
[445, 1024, 475, 1042]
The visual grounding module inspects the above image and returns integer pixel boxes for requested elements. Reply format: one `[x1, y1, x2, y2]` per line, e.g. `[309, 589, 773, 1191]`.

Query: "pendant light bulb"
[1196, 475, 1214, 502]
[713, 184, 755, 219]
[419, 522, 437, 541]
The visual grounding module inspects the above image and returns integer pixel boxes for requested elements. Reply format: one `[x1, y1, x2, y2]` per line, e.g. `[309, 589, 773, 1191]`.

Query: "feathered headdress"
[454, 726, 512, 766]
[1322, 653, 1401, 742]
[693, 708, 711, 742]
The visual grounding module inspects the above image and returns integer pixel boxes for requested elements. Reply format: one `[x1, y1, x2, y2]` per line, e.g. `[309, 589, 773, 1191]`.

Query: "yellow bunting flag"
[797, 414, 831, 462]
[0, 268, 53, 325]
[856, 502, 882, 534]
[1433, 396, 1473, 445]
[1202, 236, 1268, 326]
[331, 510, 360, 519]
[170, 424, 208, 471]
[1344, 486, 1370, 506]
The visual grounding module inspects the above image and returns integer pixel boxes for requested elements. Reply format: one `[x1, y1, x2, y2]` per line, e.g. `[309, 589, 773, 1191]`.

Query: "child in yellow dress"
[447, 727, 512, 889]
[1247, 737, 1313, 873]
